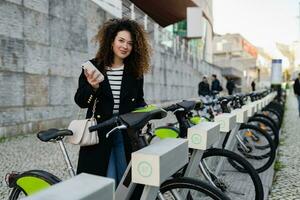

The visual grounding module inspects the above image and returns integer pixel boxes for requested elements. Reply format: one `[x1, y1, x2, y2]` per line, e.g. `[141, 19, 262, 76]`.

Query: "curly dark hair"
[93, 18, 151, 78]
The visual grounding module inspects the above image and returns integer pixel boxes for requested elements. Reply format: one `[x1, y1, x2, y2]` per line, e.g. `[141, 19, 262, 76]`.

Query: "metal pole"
[58, 140, 75, 177]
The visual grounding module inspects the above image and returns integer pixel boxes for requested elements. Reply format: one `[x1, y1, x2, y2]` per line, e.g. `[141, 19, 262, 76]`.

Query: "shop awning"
[130, 0, 197, 27]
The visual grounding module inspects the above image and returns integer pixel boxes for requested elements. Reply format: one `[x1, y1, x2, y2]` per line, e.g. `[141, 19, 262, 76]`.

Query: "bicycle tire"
[8, 170, 61, 200]
[159, 177, 230, 200]
[262, 107, 282, 126]
[247, 117, 279, 148]
[232, 124, 276, 173]
[201, 148, 264, 200]
[261, 110, 281, 128]
[9, 187, 25, 200]
[268, 101, 284, 114]
[253, 113, 279, 130]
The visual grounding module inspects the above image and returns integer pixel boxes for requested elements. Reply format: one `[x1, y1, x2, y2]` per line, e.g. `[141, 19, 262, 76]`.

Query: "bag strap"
[76, 108, 82, 120]
[91, 98, 98, 118]
[76, 98, 98, 119]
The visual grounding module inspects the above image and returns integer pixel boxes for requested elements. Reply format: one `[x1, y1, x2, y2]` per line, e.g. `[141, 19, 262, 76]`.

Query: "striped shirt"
[106, 65, 124, 114]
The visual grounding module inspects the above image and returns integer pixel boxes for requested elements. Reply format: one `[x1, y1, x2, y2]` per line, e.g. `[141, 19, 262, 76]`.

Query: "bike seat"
[218, 95, 234, 102]
[37, 129, 73, 142]
[120, 108, 167, 130]
[176, 100, 196, 111]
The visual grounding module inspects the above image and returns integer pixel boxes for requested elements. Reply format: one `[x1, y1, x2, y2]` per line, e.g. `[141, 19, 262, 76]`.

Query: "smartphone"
[82, 61, 104, 82]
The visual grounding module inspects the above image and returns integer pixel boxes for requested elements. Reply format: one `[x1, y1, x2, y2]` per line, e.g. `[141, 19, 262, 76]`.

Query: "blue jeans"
[107, 129, 127, 187]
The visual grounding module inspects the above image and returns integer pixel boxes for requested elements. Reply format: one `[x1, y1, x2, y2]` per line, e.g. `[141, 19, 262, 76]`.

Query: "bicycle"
[216, 93, 277, 173]
[6, 106, 230, 200]
[147, 100, 264, 200]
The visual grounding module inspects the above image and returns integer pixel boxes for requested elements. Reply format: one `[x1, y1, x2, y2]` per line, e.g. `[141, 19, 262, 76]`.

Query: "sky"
[213, 0, 299, 60]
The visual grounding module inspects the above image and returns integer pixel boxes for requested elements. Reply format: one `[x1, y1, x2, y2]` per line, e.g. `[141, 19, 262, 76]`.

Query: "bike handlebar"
[89, 116, 119, 132]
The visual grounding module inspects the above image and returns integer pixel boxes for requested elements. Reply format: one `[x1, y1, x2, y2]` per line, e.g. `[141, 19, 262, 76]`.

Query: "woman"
[74, 18, 151, 185]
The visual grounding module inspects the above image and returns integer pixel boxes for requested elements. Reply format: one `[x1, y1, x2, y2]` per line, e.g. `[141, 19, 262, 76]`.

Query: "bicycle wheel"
[253, 113, 279, 130]
[261, 110, 281, 128]
[262, 107, 282, 126]
[200, 148, 264, 200]
[231, 124, 276, 173]
[8, 170, 61, 200]
[247, 117, 279, 148]
[159, 177, 230, 200]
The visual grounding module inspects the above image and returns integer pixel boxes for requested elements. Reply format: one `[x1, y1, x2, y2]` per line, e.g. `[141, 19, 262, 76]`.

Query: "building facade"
[213, 33, 264, 92]
[0, 0, 221, 137]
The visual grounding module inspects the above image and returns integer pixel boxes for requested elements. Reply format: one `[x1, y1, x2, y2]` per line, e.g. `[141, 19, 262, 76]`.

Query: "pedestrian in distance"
[226, 78, 235, 95]
[293, 73, 300, 117]
[198, 76, 210, 97]
[211, 74, 223, 97]
[74, 18, 151, 185]
[251, 80, 256, 91]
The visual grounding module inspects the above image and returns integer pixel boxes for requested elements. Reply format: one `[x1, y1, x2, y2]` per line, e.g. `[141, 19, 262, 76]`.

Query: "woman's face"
[112, 30, 133, 61]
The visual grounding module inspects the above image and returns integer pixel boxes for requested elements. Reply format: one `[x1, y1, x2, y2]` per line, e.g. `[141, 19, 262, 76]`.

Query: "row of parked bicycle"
[6, 89, 285, 200]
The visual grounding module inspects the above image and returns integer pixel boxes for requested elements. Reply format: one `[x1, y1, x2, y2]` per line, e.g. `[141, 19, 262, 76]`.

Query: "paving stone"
[269, 92, 300, 199]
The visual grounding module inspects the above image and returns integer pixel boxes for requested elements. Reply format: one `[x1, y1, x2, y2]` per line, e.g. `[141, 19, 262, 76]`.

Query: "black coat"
[74, 60, 146, 176]
[294, 78, 300, 95]
[198, 81, 210, 96]
[211, 79, 222, 92]
[226, 80, 235, 92]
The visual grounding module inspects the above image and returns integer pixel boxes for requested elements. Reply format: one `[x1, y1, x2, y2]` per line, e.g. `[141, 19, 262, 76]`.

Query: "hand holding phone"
[82, 61, 104, 88]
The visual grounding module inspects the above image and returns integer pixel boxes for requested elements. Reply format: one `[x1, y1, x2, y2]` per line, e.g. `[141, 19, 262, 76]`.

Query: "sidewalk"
[0, 135, 79, 199]
[269, 91, 300, 199]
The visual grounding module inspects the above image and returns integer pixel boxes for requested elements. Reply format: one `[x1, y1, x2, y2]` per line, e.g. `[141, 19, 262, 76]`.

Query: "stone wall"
[0, 0, 112, 137]
[0, 0, 222, 137]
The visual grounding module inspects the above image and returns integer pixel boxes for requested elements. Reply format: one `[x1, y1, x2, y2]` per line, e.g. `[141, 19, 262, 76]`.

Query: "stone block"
[144, 83, 153, 102]
[0, 72, 24, 106]
[24, 74, 49, 106]
[166, 85, 172, 101]
[0, 121, 37, 137]
[49, 0, 87, 21]
[36, 117, 71, 130]
[5, 0, 22, 5]
[160, 84, 166, 101]
[25, 106, 51, 121]
[0, 1, 23, 39]
[49, 76, 74, 105]
[24, 0, 49, 14]
[144, 73, 151, 84]
[87, 27, 99, 57]
[24, 41, 49, 75]
[70, 50, 89, 77]
[87, 1, 105, 27]
[0, 107, 25, 126]
[23, 8, 49, 44]
[49, 16, 70, 49]
[152, 67, 159, 84]
[25, 105, 74, 122]
[67, 15, 88, 51]
[0, 36, 24, 72]
[48, 47, 71, 76]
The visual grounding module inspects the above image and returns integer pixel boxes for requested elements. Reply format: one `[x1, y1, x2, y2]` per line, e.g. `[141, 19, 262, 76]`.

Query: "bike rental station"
[7, 89, 285, 200]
